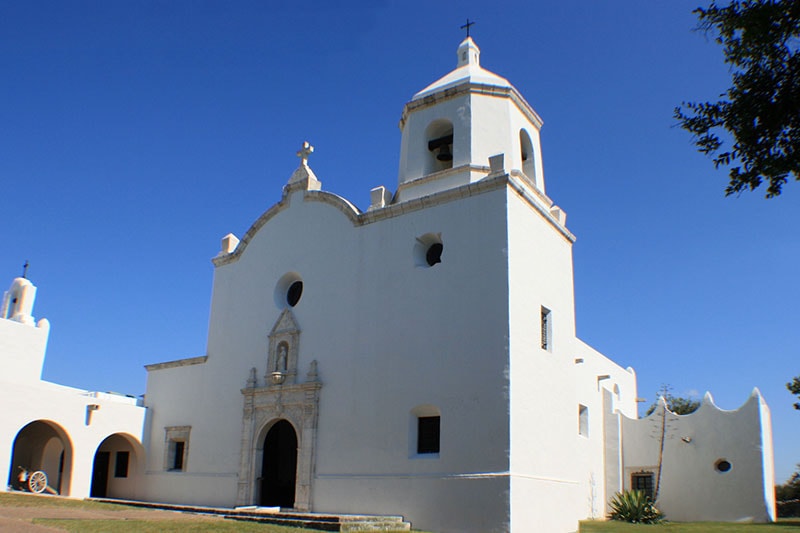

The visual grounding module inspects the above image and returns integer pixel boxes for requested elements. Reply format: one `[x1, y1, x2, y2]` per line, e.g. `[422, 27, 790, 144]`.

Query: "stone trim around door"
[237, 371, 321, 511]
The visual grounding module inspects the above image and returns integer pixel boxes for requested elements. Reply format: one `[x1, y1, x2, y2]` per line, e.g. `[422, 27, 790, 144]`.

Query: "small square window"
[417, 416, 440, 454]
[114, 451, 129, 478]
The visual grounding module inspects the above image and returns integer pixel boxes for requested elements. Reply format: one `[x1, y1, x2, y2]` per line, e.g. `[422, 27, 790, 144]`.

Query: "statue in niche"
[275, 343, 288, 373]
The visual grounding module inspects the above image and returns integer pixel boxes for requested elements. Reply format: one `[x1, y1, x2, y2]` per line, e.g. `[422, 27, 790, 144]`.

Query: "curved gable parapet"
[213, 189, 363, 267]
[303, 190, 361, 225]
[696, 388, 764, 414]
[213, 173, 565, 268]
[621, 390, 765, 424]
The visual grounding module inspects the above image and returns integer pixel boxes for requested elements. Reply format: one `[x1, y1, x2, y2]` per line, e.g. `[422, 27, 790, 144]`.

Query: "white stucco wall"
[0, 378, 147, 499]
[506, 185, 638, 532]
[0, 287, 147, 502]
[0, 314, 49, 383]
[143, 181, 515, 532]
[620, 391, 776, 522]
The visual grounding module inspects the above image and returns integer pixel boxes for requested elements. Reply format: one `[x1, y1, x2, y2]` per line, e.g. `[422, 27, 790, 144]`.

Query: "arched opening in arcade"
[7, 420, 73, 495]
[90, 433, 145, 500]
[258, 419, 298, 508]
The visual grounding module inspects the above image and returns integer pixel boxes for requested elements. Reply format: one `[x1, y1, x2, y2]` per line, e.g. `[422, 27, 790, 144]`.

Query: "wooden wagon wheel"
[27, 470, 48, 494]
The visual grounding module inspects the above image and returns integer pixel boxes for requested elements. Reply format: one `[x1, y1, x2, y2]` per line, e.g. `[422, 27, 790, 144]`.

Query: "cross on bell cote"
[297, 141, 314, 166]
[285, 140, 322, 192]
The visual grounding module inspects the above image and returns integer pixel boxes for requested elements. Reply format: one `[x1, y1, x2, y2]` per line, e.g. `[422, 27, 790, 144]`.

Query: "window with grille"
[541, 307, 552, 351]
[631, 472, 655, 500]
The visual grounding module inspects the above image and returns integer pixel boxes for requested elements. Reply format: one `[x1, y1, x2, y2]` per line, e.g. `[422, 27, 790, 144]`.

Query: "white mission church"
[0, 37, 776, 533]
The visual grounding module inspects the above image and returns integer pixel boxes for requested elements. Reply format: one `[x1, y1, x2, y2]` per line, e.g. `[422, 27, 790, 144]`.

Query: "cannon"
[16, 467, 54, 494]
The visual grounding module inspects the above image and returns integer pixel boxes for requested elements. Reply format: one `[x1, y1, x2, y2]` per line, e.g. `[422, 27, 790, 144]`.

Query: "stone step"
[89, 498, 412, 532]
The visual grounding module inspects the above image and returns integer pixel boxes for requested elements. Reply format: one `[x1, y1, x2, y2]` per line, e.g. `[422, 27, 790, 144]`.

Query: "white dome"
[412, 37, 511, 100]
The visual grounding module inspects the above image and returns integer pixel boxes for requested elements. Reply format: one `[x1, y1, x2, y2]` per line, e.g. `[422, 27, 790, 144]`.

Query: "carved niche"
[265, 309, 300, 385]
[237, 308, 322, 511]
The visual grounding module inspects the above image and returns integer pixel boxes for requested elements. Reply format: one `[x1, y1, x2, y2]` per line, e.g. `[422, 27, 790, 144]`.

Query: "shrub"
[608, 490, 664, 524]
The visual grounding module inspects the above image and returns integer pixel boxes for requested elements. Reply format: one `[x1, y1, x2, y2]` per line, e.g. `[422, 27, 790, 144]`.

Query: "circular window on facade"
[414, 233, 444, 268]
[274, 272, 303, 309]
[287, 281, 303, 307]
[715, 459, 732, 473]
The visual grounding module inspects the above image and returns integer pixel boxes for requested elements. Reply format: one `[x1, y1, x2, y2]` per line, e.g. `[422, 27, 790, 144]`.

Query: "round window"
[715, 459, 732, 473]
[287, 281, 303, 307]
[426, 243, 443, 266]
[274, 272, 303, 309]
[414, 233, 444, 268]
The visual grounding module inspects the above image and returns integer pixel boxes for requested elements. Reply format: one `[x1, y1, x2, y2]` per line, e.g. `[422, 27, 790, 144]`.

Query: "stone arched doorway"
[7, 420, 73, 495]
[90, 433, 145, 500]
[259, 419, 298, 508]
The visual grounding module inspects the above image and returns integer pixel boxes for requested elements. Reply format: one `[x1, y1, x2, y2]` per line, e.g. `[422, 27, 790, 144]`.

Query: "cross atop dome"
[460, 18, 475, 38]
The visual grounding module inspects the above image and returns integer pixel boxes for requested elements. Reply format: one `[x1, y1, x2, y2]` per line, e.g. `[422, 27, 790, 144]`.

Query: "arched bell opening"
[256, 419, 298, 508]
[425, 119, 454, 175]
[90, 433, 145, 500]
[519, 129, 537, 187]
[7, 420, 73, 495]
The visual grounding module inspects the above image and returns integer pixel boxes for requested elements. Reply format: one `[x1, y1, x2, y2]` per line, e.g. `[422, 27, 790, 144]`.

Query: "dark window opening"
[716, 459, 732, 473]
[114, 451, 129, 478]
[172, 441, 185, 471]
[417, 416, 440, 454]
[631, 472, 655, 500]
[287, 281, 303, 307]
[426, 243, 443, 266]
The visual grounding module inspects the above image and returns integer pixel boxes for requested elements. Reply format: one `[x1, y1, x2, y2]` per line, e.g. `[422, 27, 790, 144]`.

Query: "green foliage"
[777, 464, 800, 517]
[581, 519, 800, 531]
[675, 0, 800, 197]
[608, 490, 664, 524]
[788, 376, 800, 410]
[776, 467, 800, 500]
[645, 391, 701, 416]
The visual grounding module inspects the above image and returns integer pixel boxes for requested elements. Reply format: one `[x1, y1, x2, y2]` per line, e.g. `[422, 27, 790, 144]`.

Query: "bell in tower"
[396, 37, 545, 203]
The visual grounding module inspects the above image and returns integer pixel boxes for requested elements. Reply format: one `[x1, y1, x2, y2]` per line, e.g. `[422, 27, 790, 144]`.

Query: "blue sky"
[1, 1, 798, 482]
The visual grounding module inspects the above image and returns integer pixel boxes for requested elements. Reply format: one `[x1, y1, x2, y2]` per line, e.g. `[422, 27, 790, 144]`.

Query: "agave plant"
[608, 490, 664, 523]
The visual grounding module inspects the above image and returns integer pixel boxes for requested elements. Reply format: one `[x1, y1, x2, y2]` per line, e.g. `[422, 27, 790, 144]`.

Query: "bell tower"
[396, 37, 546, 202]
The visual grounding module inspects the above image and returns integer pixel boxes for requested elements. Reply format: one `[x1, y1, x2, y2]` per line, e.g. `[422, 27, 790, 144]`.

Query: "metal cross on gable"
[296, 141, 314, 166]
[22, 260, 29, 279]
[460, 18, 475, 38]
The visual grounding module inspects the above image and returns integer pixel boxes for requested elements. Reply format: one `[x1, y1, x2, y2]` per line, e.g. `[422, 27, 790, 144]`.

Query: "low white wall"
[620, 390, 775, 522]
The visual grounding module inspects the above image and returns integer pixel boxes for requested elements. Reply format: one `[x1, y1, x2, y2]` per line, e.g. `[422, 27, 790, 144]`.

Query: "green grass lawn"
[580, 519, 800, 532]
[0, 492, 416, 532]
[0, 491, 133, 510]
